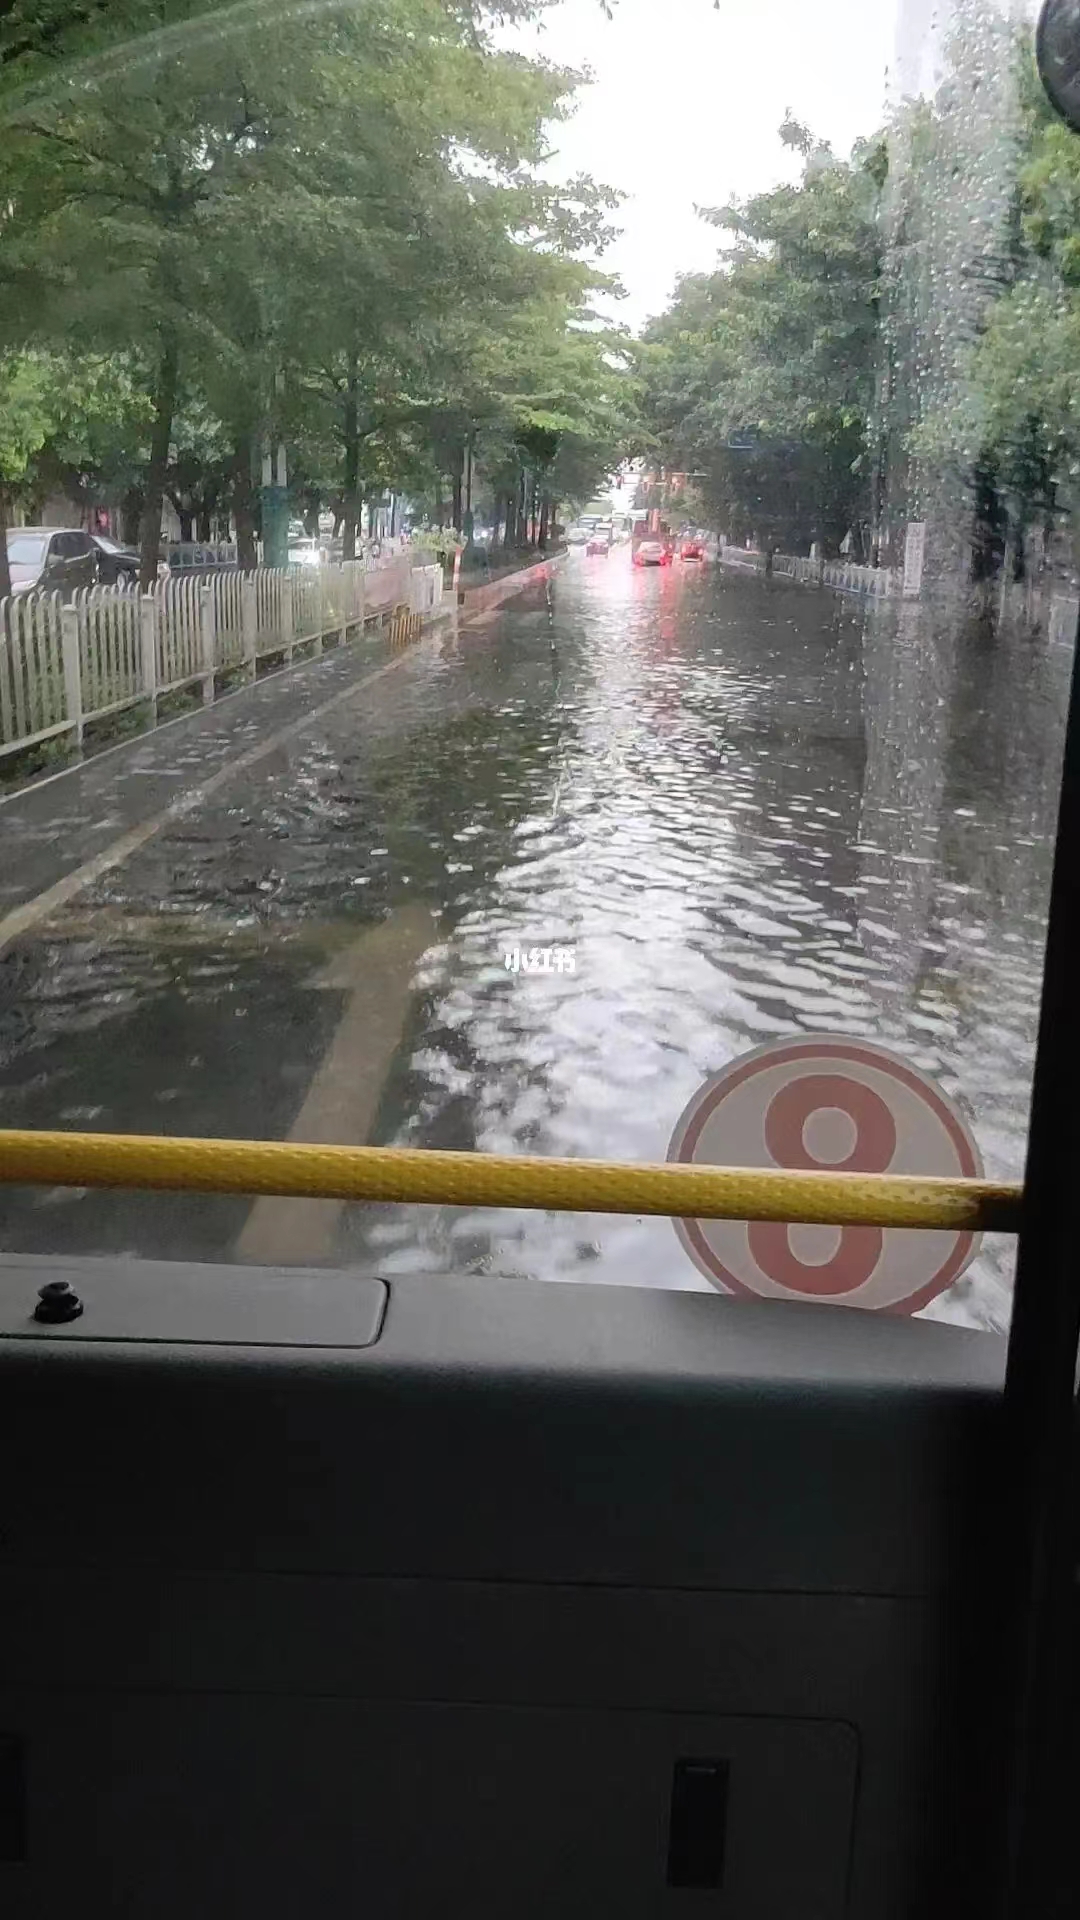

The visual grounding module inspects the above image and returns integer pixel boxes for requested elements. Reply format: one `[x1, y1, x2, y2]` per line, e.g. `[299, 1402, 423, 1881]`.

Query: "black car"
[90, 534, 140, 585]
[6, 526, 97, 599]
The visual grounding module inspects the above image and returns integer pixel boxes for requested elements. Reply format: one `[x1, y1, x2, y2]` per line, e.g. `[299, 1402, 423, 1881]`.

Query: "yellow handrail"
[0, 1129, 1022, 1232]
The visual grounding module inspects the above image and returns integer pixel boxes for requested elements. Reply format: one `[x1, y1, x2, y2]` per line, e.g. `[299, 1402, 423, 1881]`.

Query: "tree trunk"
[121, 488, 143, 547]
[341, 350, 360, 562]
[504, 493, 516, 549]
[232, 436, 258, 568]
[177, 508, 194, 543]
[0, 481, 11, 601]
[538, 495, 550, 551]
[139, 330, 179, 589]
[197, 509, 212, 543]
[435, 476, 445, 530]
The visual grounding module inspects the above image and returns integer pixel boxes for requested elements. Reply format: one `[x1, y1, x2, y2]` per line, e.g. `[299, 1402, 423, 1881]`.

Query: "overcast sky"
[508, 0, 901, 331]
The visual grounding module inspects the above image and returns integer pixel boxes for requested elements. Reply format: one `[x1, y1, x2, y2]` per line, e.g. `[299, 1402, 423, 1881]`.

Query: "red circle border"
[668, 1037, 982, 1315]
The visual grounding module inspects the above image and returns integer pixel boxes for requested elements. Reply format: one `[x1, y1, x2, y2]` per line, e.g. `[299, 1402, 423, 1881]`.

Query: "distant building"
[892, 0, 1035, 105]
[892, 0, 953, 105]
[880, 0, 1039, 584]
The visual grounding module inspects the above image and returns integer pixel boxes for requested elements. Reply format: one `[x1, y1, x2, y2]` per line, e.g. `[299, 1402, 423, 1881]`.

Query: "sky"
[507, 0, 902, 331]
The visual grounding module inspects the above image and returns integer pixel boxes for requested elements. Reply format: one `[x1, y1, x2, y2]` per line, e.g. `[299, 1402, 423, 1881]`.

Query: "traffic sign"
[667, 1035, 983, 1313]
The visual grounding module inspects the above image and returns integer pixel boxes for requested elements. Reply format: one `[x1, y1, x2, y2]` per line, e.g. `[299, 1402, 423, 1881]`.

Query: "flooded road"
[0, 551, 1067, 1331]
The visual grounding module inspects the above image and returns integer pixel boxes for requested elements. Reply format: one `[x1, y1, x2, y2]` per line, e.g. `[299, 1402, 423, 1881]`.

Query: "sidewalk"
[0, 549, 555, 945]
[0, 626, 400, 926]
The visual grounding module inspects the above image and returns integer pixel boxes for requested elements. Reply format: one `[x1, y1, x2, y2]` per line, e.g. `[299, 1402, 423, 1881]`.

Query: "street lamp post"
[260, 370, 289, 569]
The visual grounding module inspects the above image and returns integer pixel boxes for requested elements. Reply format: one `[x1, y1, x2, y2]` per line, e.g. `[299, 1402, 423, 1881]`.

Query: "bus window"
[0, 0, 1070, 1343]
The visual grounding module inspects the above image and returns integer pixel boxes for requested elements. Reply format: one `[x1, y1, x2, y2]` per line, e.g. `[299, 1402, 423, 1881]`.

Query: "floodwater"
[0, 552, 1068, 1331]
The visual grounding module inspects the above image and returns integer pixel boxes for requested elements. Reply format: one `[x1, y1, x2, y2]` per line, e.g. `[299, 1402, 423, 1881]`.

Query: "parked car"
[288, 536, 324, 569]
[90, 534, 140, 585]
[5, 527, 97, 598]
[633, 539, 671, 568]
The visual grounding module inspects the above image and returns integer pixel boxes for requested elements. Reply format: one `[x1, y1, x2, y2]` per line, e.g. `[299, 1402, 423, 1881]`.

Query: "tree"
[0, 348, 148, 592]
[0, 0, 626, 582]
[874, 0, 1037, 582]
[905, 25, 1080, 579]
[638, 126, 885, 556]
[0, 354, 61, 595]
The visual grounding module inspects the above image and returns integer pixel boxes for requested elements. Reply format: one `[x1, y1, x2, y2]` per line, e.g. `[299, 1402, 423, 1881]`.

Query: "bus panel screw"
[33, 1280, 83, 1325]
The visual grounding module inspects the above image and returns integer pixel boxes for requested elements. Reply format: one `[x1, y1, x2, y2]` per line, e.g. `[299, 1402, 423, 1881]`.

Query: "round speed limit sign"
[667, 1035, 983, 1314]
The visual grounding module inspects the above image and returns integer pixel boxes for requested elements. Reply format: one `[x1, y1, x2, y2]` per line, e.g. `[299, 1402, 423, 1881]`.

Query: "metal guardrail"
[717, 546, 902, 597]
[775, 553, 902, 597]
[0, 555, 433, 760]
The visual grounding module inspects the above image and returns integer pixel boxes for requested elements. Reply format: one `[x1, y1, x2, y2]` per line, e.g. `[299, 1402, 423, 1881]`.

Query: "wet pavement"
[0, 621, 395, 918]
[0, 553, 1067, 1331]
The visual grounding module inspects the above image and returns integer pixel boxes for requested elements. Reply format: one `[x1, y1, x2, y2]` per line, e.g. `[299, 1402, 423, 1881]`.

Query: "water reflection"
[360, 569, 1065, 1330]
[0, 560, 1066, 1331]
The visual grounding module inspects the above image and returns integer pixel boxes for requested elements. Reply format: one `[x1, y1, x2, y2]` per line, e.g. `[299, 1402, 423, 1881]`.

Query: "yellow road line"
[236, 904, 436, 1262]
[0, 1129, 1023, 1231]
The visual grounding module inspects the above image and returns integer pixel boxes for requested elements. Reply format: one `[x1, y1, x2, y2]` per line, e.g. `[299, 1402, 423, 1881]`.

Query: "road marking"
[236, 903, 435, 1262]
[32, 906, 366, 955]
[0, 642, 430, 961]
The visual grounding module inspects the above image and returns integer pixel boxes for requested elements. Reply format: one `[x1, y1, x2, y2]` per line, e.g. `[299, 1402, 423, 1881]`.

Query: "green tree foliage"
[908, 31, 1080, 574]
[873, 0, 1035, 581]
[0, 350, 149, 591]
[638, 128, 885, 556]
[0, 0, 634, 585]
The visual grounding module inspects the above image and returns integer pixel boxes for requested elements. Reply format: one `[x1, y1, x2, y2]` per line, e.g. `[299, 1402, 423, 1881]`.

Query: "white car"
[288, 538, 323, 568]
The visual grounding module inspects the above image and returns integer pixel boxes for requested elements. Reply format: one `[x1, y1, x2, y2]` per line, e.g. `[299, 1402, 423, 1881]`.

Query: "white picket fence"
[0, 554, 440, 762]
[718, 545, 901, 598]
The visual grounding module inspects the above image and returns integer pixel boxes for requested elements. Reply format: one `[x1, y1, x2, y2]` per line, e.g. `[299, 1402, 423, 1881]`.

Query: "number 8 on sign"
[667, 1036, 983, 1315]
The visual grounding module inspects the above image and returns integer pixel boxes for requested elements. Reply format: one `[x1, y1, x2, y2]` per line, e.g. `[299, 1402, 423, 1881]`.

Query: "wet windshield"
[0, 0, 1070, 1331]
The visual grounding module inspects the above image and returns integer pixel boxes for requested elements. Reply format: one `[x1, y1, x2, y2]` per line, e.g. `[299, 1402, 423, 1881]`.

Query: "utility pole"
[260, 369, 289, 569]
[463, 431, 475, 548]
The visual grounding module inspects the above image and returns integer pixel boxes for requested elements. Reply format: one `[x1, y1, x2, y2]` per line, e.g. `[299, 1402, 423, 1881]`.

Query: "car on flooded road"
[585, 535, 610, 556]
[633, 538, 671, 567]
[679, 537, 705, 560]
